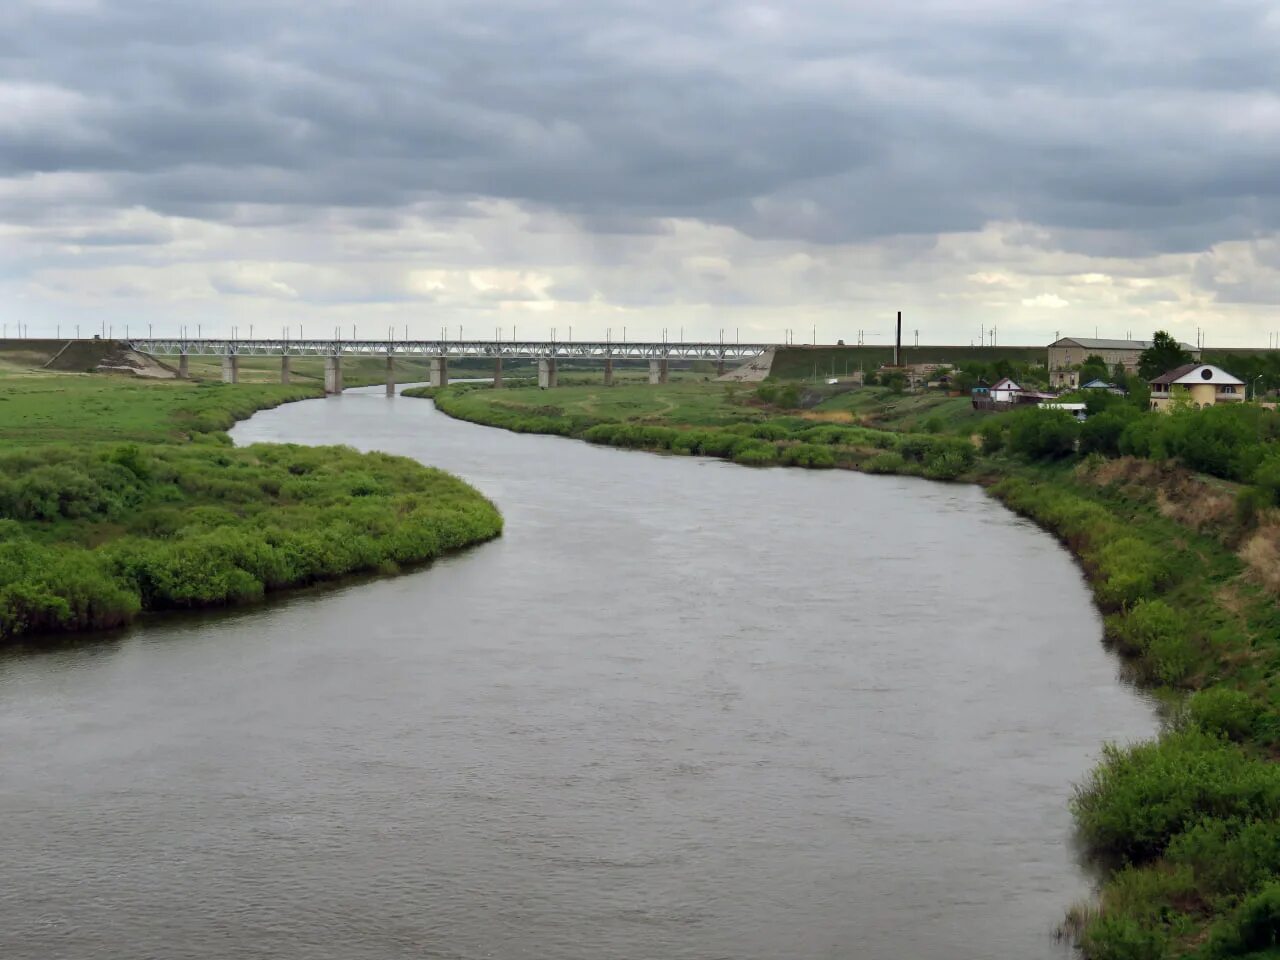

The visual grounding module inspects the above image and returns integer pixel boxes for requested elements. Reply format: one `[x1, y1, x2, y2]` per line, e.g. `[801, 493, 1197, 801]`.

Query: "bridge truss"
[124, 339, 772, 361]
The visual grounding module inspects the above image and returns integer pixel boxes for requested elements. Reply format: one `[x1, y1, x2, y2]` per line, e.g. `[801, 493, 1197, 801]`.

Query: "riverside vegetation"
[408, 376, 1280, 958]
[0, 374, 502, 644]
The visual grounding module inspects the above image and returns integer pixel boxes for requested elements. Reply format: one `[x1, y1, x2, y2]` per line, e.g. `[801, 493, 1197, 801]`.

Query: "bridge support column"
[603, 357, 613, 386]
[325, 355, 343, 395]
[493, 356, 503, 389]
[538, 358, 558, 389]
[385, 355, 396, 396]
[716, 354, 726, 377]
[429, 355, 449, 387]
[222, 354, 239, 384]
[178, 353, 189, 379]
[648, 358, 668, 385]
[280, 355, 291, 384]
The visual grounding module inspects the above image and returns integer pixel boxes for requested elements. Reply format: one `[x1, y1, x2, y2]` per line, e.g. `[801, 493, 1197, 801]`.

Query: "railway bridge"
[125, 338, 774, 394]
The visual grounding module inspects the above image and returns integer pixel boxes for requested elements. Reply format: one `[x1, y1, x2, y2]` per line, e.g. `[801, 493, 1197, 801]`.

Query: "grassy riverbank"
[0, 371, 502, 644]
[412, 379, 1280, 957]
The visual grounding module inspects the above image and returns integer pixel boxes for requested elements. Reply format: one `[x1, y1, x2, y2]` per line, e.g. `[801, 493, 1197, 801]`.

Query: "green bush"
[1080, 412, 1133, 458]
[732, 441, 778, 466]
[1079, 913, 1169, 960]
[1007, 407, 1080, 460]
[864, 452, 908, 474]
[1095, 539, 1170, 608]
[1236, 486, 1267, 530]
[1255, 455, 1280, 507]
[1111, 599, 1195, 683]
[1186, 688, 1261, 742]
[779, 443, 836, 468]
[774, 384, 802, 409]
[1166, 819, 1280, 900]
[923, 449, 970, 481]
[1071, 729, 1280, 864]
[0, 444, 503, 643]
[979, 420, 1005, 454]
[1205, 881, 1280, 957]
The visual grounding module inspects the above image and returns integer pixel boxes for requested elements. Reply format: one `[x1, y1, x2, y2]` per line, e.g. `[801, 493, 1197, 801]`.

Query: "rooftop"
[1149, 363, 1245, 387]
[1050, 336, 1198, 352]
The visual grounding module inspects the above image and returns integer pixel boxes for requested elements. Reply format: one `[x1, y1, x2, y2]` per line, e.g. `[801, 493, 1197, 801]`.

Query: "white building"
[989, 377, 1022, 404]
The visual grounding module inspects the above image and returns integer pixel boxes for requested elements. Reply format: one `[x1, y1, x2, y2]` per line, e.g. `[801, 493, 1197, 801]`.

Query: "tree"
[1138, 331, 1193, 380]
[1079, 411, 1134, 458]
[1125, 374, 1152, 412]
[1007, 407, 1079, 460]
[1079, 354, 1109, 386]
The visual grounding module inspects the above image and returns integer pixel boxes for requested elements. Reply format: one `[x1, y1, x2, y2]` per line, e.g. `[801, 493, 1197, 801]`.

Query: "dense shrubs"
[1007, 407, 1080, 460]
[0, 444, 502, 643]
[1110, 599, 1195, 683]
[979, 420, 1004, 454]
[1206, 882, 1280, 957]
[754, 383, 801, 408]
[1112, 403, 1280, 487]
[577, 415, 974, 477]
[1071, 729, 1280, 865]
[1080, 411, 1135, 458]
[1185, 688, 1261, 742]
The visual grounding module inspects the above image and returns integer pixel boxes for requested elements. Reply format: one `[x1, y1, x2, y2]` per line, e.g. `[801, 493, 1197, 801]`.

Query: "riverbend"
[0, 385, 1156, 959]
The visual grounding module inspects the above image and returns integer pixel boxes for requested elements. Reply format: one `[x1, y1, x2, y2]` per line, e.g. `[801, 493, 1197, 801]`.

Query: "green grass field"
[415, 378, 987, 436]
[812, 387, 987, 432]
[0, 373, 321, 447]
[408, 379, 767, 433]
[0, 365, 501, 644]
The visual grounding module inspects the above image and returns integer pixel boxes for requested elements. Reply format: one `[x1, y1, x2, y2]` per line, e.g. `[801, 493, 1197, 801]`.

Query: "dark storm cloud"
[3, 0, 1279, 252]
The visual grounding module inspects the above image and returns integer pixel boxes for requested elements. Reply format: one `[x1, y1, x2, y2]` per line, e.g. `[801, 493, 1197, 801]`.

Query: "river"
[0, 385, 1156, 959]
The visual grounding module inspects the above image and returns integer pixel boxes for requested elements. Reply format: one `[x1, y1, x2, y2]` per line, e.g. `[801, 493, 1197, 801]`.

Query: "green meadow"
[0, 369, 501, 644]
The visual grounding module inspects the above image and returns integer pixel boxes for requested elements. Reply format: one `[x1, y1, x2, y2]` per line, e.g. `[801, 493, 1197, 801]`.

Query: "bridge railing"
[124, 339, 772, 360]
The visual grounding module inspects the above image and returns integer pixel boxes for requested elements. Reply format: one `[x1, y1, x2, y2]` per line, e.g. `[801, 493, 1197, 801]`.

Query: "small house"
[1148, 364, 1245, 412]
[989, 377, 1022, 404]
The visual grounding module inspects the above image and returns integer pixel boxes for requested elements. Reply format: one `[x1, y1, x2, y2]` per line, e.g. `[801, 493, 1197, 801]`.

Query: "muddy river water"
[0, 385, 1156, 959]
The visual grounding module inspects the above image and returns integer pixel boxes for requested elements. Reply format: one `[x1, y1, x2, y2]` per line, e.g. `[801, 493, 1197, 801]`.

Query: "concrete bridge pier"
[222, 354, 239, 384]
[716, 353, 726, 377]
[429, 355, 449, 387]
[648, 357, 669, 385]
[280, 355, 291, 384]
[385, 355, 396, 396]
[493, 356, 503, 389]
[538, 357, 558, 389]
[325, 355, 343, 395]
[177, 353, 190, 379]
[603, 357, 613, 386]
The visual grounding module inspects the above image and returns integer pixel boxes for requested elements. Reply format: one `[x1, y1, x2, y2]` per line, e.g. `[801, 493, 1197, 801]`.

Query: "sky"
[2, 0, 1280, 347]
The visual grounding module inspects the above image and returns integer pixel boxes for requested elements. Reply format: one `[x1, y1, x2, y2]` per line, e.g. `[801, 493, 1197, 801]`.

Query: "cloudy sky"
[3, 0, 1279, 346]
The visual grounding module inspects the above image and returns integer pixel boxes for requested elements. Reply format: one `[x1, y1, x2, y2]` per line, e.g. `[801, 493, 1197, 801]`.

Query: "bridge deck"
[125, 339, 772, 360]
